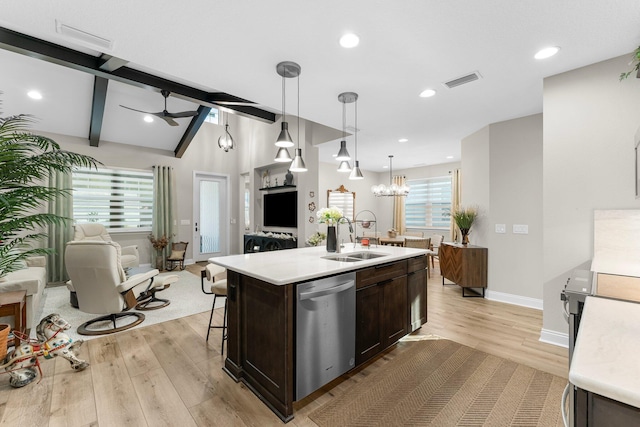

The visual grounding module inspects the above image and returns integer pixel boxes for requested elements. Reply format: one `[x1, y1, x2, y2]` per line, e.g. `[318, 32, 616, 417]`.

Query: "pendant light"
[336, 92, 353, 172]
[371, 155, 410, 196]
[349, 93, 364, 180]
[217, 111, 234, 152]
[289, 63, 307, 172]
[274, 61, 299, 163]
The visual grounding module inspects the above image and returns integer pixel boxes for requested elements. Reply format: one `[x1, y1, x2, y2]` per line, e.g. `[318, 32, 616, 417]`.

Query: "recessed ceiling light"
[144, 115, 154, 123]
[332, 153, 338, 157]
[399, 138, 408, 143]
[382, 165, 389, 169]
[27, 90, 42, 100]
[339, 33, 359, 48]
[419, 89, 436, 98]
[534, 46, 560, 60]
[446, 155, 454, 159]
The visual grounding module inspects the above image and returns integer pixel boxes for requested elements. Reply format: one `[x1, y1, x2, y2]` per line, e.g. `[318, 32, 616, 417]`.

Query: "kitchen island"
[211, 244, 429, 422]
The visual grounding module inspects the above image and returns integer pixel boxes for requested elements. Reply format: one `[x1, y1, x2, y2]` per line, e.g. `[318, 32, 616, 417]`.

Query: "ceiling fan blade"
[159, 116, 179, 126]
[120, 105, 155, 115]
[165, 110, 199, 118]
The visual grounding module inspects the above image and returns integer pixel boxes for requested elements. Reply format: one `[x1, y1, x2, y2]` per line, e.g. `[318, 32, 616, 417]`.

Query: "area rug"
[309, 339, 565, 427]
[35, 270, 221, 341]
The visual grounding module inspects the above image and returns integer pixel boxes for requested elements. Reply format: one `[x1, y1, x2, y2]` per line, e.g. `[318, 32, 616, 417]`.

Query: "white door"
[193, 172, 228, 261]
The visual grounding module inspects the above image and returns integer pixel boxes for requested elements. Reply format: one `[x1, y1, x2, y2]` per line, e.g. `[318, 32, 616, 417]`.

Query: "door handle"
[299, 281, 354, 300]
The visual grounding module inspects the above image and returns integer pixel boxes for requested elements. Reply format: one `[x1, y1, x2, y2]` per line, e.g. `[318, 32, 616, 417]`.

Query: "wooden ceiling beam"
[175, 106, 212, 158]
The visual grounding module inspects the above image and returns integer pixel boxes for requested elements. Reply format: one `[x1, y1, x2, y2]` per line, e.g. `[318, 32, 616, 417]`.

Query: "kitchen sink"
[347, 252, 388, 260]
[322, 251, 388, 262]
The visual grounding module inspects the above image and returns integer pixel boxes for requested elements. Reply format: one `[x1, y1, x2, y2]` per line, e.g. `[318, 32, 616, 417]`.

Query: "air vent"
[55, 20, 114, 50]
[443, 71, 481, 89]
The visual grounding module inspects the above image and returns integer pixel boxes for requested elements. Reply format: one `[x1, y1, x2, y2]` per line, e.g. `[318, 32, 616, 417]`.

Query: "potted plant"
[449, 205, 479, 245]
[620, 46, 640, 80]
[0, 103, 99, 279]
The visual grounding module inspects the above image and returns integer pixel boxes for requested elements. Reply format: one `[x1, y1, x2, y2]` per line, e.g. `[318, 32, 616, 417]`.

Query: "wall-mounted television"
[264, 191, 297, 228]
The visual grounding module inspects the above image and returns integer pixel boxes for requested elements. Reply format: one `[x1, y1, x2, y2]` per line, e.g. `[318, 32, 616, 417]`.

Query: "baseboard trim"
[485, 290, 543, 310]
[539, 328, 569, 348]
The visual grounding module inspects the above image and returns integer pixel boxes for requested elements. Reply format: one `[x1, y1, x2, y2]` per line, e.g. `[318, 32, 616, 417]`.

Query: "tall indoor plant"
[0, 105, 99, 279]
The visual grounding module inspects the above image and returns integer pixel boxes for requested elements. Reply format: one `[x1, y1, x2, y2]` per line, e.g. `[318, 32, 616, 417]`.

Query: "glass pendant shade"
[275, 122, 294, 147]
[289, 148, 307, 172]
[274, 146, 292, 162]
[218, 124, 234, 152]
[349, 160, 364, 180]
[335, 140, 351, 161]
[337, 160, 352, 172]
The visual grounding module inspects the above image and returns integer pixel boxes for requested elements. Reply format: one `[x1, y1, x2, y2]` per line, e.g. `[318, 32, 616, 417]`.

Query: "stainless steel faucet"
[335, 216, 353, 253]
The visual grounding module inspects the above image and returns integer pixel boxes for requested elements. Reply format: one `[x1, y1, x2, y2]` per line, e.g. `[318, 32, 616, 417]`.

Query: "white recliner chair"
[73, 223, 140, 269]
[65, 241, 177, 335]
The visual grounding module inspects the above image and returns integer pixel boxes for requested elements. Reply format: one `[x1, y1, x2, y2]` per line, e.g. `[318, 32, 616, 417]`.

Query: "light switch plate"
[495, 224, 506, 234]
[513, 224, 528, 234]
[180, 219, 190, 225]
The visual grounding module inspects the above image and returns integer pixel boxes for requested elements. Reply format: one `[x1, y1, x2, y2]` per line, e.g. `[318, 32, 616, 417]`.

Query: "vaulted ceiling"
[1, 1, 640, 171]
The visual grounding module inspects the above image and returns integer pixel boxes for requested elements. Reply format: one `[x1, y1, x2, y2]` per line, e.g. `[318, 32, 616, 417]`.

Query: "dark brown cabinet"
[576, 387, 640, 426]
[225, 254, 428, 422]
[356, 261, 410, 365]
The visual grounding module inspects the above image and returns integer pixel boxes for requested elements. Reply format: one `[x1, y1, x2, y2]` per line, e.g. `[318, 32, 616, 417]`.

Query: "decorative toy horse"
[3, 313, 89, 387]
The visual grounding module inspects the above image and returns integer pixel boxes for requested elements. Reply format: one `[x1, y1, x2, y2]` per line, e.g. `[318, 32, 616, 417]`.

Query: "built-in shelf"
[259, 185, 296, 191]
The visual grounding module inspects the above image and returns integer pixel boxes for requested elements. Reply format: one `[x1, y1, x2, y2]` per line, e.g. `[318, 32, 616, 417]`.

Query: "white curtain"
[47, 170, 73, 283]
[392, 175, 406, 234]
[450, 169, 461, 242]
[152, 166, 177, 261]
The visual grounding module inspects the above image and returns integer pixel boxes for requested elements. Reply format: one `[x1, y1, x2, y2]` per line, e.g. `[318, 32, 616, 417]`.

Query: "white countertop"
[569, 296, 640, 408]
[209, 244, 427, 285]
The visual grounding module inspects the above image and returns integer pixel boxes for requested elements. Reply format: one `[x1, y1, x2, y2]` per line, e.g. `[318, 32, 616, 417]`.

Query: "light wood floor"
[0, 262, 568, 426]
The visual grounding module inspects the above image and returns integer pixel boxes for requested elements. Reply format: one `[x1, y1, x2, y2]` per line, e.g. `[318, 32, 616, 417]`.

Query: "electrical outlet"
[495, 224, 506, 234]
[513, 224, 528, 234]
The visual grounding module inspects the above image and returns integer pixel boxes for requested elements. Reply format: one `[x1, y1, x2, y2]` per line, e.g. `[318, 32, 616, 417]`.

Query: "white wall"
[542, 53, 640, 337]
[461, 114, 543, 306]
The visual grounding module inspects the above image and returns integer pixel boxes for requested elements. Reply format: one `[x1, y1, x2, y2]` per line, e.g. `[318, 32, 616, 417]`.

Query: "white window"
[405, 176, 452, 229]
[204, 108, 219, 125]
[72, 167, 154, 232]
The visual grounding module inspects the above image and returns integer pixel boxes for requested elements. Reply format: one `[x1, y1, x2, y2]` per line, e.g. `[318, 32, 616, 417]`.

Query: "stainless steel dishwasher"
[296, 272, 355, 400]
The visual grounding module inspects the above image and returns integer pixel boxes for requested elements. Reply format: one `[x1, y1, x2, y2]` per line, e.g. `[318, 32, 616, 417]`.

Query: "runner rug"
[308, 338, 565, 426]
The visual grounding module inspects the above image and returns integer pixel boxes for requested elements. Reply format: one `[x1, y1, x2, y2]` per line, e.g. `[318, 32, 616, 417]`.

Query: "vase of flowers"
[449, 206, 479, 245]
[316, 206, 344, 252]
[149, 234, 169, 270]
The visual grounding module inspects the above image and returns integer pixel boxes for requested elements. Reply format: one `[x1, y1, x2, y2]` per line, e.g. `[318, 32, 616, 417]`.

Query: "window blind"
[405, 176, 452, 229]
[72, 167, 153, 231]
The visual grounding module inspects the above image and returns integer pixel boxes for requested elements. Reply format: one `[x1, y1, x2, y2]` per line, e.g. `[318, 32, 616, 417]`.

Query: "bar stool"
[200, 263, 228, 354]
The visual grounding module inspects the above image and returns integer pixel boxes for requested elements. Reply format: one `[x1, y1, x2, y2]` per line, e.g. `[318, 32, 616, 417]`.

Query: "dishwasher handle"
[299, 281, 354, 300]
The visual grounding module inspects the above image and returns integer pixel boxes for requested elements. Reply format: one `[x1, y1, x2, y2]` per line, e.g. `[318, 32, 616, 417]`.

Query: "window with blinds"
[72, 167, 153, 231]
[405, 176, 452, 229]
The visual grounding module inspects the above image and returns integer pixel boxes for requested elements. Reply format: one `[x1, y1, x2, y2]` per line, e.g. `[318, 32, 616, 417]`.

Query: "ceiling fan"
[120, 89, 198, 126]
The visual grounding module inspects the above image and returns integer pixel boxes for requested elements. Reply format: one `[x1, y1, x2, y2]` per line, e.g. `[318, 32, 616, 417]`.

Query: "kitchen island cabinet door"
[355, 283, 383, 366]
[382, 276, 408, 348]
[355, 275, 409, 365]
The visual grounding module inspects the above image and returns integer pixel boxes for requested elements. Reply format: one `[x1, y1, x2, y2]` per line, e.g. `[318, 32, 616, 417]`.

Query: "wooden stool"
[0, 290, 27, 348]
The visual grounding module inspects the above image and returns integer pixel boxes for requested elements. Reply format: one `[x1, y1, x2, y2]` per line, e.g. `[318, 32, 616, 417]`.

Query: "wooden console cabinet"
[439, 242, 487, 297]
